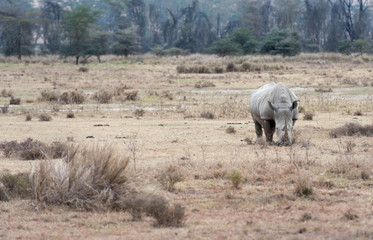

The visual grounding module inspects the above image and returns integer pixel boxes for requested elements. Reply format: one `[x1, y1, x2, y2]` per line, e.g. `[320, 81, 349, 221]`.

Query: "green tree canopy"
[60, 6, 100, 64]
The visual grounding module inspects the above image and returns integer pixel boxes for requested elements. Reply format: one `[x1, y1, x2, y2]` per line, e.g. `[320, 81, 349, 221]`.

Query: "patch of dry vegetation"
[330, 122, 373, 137]
[30, 144, 185, 226]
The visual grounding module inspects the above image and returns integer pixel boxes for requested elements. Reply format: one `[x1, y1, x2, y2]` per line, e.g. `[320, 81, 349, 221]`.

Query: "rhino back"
[249, 83, 276, 122]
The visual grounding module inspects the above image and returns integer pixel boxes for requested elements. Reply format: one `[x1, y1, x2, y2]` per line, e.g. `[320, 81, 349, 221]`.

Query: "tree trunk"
[76, 56, 79, 65]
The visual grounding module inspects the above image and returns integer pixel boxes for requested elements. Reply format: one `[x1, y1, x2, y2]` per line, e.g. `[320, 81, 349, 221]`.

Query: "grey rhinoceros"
[249, 83, 299, 145]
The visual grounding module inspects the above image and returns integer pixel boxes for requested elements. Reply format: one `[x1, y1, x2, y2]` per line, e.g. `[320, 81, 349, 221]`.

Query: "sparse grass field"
[0, 53, 373, 239]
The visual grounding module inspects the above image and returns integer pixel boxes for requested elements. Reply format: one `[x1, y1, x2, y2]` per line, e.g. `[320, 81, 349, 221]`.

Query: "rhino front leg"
[254, 120, 263, 138]
[263, 120, 275, 143]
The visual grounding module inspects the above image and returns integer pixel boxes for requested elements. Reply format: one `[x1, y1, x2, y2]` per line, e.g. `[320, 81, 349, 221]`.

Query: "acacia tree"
[60, 6, 100, 65]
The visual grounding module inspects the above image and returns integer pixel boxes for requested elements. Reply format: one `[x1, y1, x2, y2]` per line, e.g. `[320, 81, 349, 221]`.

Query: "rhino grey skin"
[250, 83, 299, 145]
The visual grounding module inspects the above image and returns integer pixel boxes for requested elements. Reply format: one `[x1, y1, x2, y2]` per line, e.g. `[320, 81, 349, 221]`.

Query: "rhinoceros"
[249, 83, 299, 145]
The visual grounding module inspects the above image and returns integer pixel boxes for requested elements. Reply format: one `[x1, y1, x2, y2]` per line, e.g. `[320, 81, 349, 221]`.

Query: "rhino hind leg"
[263, 120, 275, 142]
[254, 121, 263, 138]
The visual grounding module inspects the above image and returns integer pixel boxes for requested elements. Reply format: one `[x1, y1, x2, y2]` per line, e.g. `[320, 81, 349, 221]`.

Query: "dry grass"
[156, 165, 185, 192]
[93, 89, 113, 104]
[0, 172, 32, 201]
[31, 144, 134, 210]
[200, 111, 215, 119]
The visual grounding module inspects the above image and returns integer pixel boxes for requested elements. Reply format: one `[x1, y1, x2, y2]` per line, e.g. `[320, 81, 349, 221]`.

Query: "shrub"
[200, 111, 215, 119]
[353, 110, 363, 116]
[26, 114, 32, 121]
[205, 38, 243, 56]
[93, 90, 113, 104]
[134, 109, 145, 117]
[40, 90, 60, 102]
[303, 112, 314, 120]
[330, 123, 373, 138]
[260, 29, 301, 56]
[78, 67, 89, 72]
[157, 165, 185, 192]
[66, 112, 75, 118]
[9, 97, 21, 105]
[1, 89, 13, 98]
[60, 91, 85, 104]
[226, 126, 236, 134]
[125, 91, 138, 101]
[30, 144, 131, 210]
[1, 105, 9, 114]
[0, 172, 32, 201]
[144, 195, 185, 227]
[195, 81, 215, 88]
[39, 113, 52, 121]
[294, 176, 313, 197]
[229, 170, 242, 189]
[226, 62, 237, 72]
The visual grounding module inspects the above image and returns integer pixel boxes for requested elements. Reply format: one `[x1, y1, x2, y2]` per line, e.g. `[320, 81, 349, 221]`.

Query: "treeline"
[0, 0, 372, 63]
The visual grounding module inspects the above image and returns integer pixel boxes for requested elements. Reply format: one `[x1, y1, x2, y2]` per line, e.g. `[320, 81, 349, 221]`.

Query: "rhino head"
[268, 100, 299, 145]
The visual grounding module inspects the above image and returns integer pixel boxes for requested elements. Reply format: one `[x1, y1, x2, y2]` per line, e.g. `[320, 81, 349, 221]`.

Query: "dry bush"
[78, 67, 89, 72]
[39, 113, 52, 121]
[342, 210, 359, 221]
[0, 138, 47, 160]
[9, 97, 21, 105]
[226, 62, 237, 72]
[125, 91, 138, 101]
[134, 109, 145, 117]
[330, 122, 373, 138]
[176, 65, 211, 74]
[200, 111, 215, 119]
[144, 195, 185, 227]
[194, 81, 216, 88]
[1, 105, 9, 114]
[40, 90, 60, 102]
[93, 90, 113, 104]
[1, 89, 13, 98]
[161, 90, 173, 100]
[226, 126, 236, 134]
[30, 144, 186, 226]
[31, 144, 134, 210]
[66, 112, 75, 118]
[157, 165, 185, 192]
[0, 172, 32, 201]
[60, 90, 86, 104]
[26, 114, 32, 121]
[303, 112, 314, 120]
[353, 110, 363, 116]
[314, 88, 333, 93]
[113, 84, 131, 96]
[294, 176, 313, 197]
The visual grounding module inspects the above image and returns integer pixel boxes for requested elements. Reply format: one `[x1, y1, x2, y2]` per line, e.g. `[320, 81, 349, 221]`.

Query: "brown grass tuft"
[0, 172, 32, 201]
[78, 67, 89, 72]
[39, 113, 52, 121]
[303, 112, 314, 121]
[226, 126, 236, 134]
[9, 96, 21, 105]
[200, 111, 215, 119]
[134, 109, 145, 117]
[157, 165, 185, 192]
[66, 112, 75, 118]
[294, 176, 313, 197]
[93, 90, 113, 104]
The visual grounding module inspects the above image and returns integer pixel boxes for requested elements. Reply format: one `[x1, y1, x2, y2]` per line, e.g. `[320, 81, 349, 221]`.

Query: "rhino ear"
[291, 100, 299, 110]
[268, 101, 276, 111]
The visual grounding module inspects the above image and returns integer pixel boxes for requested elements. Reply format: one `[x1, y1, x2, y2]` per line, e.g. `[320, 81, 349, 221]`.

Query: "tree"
[240, 0, 272, 39]
[0, 0, 36, 59]
[205, 37, 243, 56]
[40, 0, 63, 54]
[60, 6, 100, 64]
[111, 27, 140, 57]
[304, 0, 329, 51]
[260, 29, 301, 56]
[273, 0, 302, 30]
[352, 39, 370, 54]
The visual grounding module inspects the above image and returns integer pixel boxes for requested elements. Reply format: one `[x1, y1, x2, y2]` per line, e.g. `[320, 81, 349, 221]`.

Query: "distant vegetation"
[0, 0, 373, 63]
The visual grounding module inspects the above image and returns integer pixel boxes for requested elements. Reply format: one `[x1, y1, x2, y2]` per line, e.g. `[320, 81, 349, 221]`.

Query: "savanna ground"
[0, 53, 373, 239]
